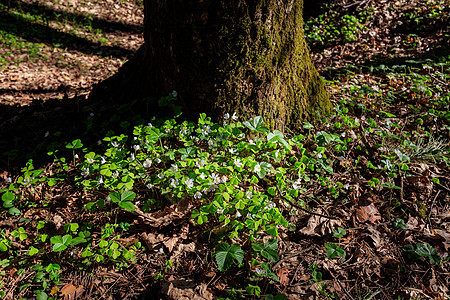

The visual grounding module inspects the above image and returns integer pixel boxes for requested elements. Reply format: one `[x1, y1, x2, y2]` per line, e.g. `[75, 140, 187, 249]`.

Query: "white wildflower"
[143, 159, 152, 168]
[254, 164, 261, 173]
[86, 158, 94, 163]
[341, 132, 346, 138]
[248, 139, 255, 145]
[293, 178, 302, 190]
[130, 153, 135, 161]
[232, 112, 238, 121]
[196, 159, 206, 168]
[235, 210, 241, 218]
[112, 171, 119, 178]
[355, 118, 360, 124]
[156, 158, 162, 164]
[246, 191, 253, 199]
[74, 154, 79, 159]
[90, 112, 94, 117]
[133, 145, 140, 150]
[208, 140, 214, 146]
[199, 172, 207, 180]
[171, 164, 178, 172]
[44, 131, 49, 138]
[100, 156, 106, 164]
[194, 191, 202, 199]
[228, 148, 237, 154]
[157, 172, 165, 179]
[361, 116, 366, 121]
[147, 183, 154, 189]
[224, 113, 230, 120]
[147, 122, 153, 129]
[234, 158, 243, 168]
[81, 167, 89, 177]
[98, 176, 103, 185]
[170, 178, 179, 188]
[217, 207, 224, 214]
[172, 90, 177, 97]
[185, 178, 194, 189]
[111, 141, 119, 147]
[158, 247, 164, 255]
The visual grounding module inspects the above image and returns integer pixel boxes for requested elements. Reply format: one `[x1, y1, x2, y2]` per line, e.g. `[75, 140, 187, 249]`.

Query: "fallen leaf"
[355, 203, 381, 224]
[277, 268, 289, 286]
[300, 210, 342, 236]
[60, 283, 84, 300]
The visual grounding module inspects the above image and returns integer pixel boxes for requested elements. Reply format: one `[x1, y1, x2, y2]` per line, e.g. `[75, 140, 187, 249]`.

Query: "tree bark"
[91, 0, 331, 130]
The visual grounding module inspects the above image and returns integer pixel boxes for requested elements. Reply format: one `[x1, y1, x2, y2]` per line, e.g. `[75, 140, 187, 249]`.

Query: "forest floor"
[0, 0, 449, 299]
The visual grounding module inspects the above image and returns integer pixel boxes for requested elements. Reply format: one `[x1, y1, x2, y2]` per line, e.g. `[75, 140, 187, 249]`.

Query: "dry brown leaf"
[53, 214, 64, 229]
[300, 211, 342, 236]
[277, 268, 289, 286]
[355, 203, 381, 224]
[60, 283, 84, 300]
[164, 237, 179, 253]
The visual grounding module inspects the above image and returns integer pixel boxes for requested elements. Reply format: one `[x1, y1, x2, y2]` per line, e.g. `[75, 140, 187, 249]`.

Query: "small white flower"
[208, 140, 214, 146]
[293, 178, 302, 190]
[224, 113, 230, 120]
[210, 173, 221, 184]
[246, 191, 253, 199]
[343, 184, 350, 190]
[100, 156, 106, 164]
[221, 175, 227, 183]
[98, 176, 103, 185]
[194, 191, 202, 199]
[90, 112, 94, 117]
[170, 178, 179, 188]
[74, 154, 79, 159]
[171, 164, 178, 172]
[165, 128, 171, 133]
[97, 140, 102, 145]
[217, 207, 224, 214]
[275, 149, 280, 158]
[171, 90, 177, 97]
[255, 268, 265, 275]
[228, 148, 237, 154]
[111, 141, 119, 147]
[185, 178, 194, 189]
[44, 131, 49, 138]
[235, 210, 242, 218]
[234, 159, 243, 168]
[157, 172, 165, 179]
[180, 128, 188, 135]
[105, 195, 111, 204]
[147, 183, 154, 189]
[6, 177, 12, 183]
[232, 112, 238, 121]
[355, 118, 360, 124]
[379, 147, 386, 152]
[81, 167, 90, 177]
[341, 132, 346, 138]
[248, 139, 255, 145]
[133, 145, 140, 150]
[254, 164, 261, 173]
[147, 122, 153, 128]
[318, 152, 323, 159]
[86, 158, 94, 163]
[130, 153, 135, 161]
[199, 172, 207, 180]
[266, 201, 276, 209]
[112, 171, 119, 178]
[196, 159, 206, 168]
[156, 158, 162, 164]
[158, 247, 164, 255]
[417, 85, 426, 92]
[143, 159, 152, 168]
[361, 116, 366, 121]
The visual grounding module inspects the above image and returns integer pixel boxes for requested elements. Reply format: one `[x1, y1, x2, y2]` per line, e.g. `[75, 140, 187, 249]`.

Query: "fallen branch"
[276, 185, 338, 220]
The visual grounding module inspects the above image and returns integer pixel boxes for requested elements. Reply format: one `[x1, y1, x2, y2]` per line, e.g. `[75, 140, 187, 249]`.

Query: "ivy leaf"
[118, 201, 135, 211]
[109, 192, 121, 203]
[415, 243, 441, 264]
[324, 243, 346, 258]
[215, 242, 244, 271]
[121, 191, 136, 202]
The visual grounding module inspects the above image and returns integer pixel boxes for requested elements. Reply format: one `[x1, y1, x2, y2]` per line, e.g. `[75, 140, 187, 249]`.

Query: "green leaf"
[2, 192, 15, 202]
[65, 139, 83, 149]
[118, 201, 135, 211]
[121, 191, 136, 202]
[332, 227, 347, 238]
[215, 242, 244, 271]
[8, 207, 21, 216]
[261, 249, 279, 262]
[324, 243, 346, 258]
[52, 243, 67, 252]
[393, 218, 407, 230]
[28, 246, 39, 256]
[415, 243, 441, 264]
[0, 242, 8, 251]
[109, 192, 121, 203]
[35, 291, 48, 300]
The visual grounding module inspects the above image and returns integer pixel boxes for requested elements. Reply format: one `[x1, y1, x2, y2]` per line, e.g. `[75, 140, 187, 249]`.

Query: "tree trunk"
[91, 0, 331, 130]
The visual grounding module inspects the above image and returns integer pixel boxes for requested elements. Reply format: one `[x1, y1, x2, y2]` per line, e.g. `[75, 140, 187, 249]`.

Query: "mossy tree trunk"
[92, 0, 331, 130]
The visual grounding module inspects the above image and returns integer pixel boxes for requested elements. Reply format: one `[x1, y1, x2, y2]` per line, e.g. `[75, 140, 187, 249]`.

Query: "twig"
[276, 185, 338, 220]
[343, 0, 370, 9]
[427, 190, 441, 226]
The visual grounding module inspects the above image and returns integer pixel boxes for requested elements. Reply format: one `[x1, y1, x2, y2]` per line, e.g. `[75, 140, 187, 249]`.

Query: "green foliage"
[403, 243, 441, 264]
[215, 242, 244, 272]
